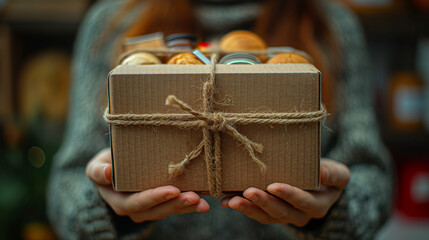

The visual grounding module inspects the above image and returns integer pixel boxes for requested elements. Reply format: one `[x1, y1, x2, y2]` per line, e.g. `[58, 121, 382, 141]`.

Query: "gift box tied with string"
[105, 57, 325, 198]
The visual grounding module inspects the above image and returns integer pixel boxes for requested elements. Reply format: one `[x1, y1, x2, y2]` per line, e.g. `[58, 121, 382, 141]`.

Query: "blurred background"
[0, 0, 428, 239]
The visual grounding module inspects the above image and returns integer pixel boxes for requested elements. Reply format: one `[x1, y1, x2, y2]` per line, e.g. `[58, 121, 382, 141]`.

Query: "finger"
[175, 198, 210, 214]
[267, 183, 340, 219]
[174, 206, 196, 215]
[104, 164, 112, 182]
[129, 192, 203, 222]
[221, 196, 233, 208]
[92, 149, 112, 164]
[228, 196, 275, 225]
[86, 159, 112, 185]
[321, 159, 350, 189]
[243, 188, 310, 226]
[99, 185, 181, 215]
[97, 186, 130, 216]
[124, 186, 183, 212]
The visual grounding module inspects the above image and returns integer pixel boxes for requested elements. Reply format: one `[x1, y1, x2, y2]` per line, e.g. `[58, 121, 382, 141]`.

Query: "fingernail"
[184, 199, 194, 206]
[249, 194, 258, 202]
[196, 204, 206, 213]
[103, 165, 109, 181]
[165, 194, 173, 200]
[269, 186, 280, 194]
[322, 166, 329, 184]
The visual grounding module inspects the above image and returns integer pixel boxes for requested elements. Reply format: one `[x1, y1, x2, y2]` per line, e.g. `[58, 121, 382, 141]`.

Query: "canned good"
[219, 53, 262, 65]
[121, 52, 162, 65]
[166, 33, 198, 51]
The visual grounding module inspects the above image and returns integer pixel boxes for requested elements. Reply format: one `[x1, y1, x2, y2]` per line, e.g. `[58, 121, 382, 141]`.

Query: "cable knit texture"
[47, 0, 393, 239]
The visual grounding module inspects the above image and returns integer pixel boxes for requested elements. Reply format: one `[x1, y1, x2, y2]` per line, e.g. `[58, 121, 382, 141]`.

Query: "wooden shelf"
[3, 0, 89, 33]
[5, 1, 88, 21]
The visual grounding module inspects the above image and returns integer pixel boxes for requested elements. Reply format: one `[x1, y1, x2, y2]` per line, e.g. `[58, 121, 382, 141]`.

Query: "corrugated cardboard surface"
[108, 64, 321, 193]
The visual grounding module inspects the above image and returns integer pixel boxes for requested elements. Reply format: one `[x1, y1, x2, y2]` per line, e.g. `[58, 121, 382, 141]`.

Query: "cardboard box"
[107, 63, 321, 194]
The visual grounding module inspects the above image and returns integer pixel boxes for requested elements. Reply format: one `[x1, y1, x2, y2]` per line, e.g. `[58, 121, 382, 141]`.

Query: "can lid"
[219, 53, 262, 65]
[166, 33, 198, 43]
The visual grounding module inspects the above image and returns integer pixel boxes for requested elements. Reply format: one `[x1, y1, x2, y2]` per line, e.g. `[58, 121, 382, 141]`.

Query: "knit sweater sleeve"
[46, 1, 151, 239]
[288, 2, 393, 240]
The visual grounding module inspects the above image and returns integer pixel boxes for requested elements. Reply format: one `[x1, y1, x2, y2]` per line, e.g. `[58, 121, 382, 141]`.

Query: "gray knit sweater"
[47, 0, 393, 239]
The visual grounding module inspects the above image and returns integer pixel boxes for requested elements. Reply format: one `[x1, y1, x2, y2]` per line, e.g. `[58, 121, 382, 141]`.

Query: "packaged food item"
[167, 53, 204, 65]
[121, 52, 162, 65]
[220, 30, 266, 51]
[220, 30, 267, 62]
[219, 53, 261, 65]
[267, 53, 309, 64]
[166, 33, 198, 51]
[123, 32, 167, 52]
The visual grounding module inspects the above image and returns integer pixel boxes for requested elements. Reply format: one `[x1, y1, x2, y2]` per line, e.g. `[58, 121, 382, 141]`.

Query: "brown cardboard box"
[107, 63, 321, 194]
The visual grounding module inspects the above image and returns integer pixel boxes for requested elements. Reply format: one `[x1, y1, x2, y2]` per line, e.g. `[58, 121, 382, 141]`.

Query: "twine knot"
[209, 113, 227, 131]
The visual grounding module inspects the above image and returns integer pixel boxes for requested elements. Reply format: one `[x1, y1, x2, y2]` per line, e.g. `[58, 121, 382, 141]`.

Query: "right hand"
[86, 148, 210, 223]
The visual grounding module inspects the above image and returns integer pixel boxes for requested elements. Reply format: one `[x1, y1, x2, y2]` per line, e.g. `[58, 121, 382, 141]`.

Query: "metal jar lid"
[166, 33, 198, 49]
[166, 33, 198, 43]
[219, 53, 262, 65]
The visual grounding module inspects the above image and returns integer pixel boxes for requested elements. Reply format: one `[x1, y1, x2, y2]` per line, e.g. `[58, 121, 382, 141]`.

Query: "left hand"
[220, 159, 350, 227]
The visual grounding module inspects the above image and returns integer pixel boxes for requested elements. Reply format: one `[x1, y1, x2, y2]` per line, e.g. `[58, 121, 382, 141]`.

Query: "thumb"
[321, 159, 350, 189]
[86, 150, 112, 185]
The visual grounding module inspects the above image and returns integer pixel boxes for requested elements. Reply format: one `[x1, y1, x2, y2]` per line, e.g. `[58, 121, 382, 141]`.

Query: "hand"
[85, 148, 210, 223]
[221, 159, 350, 227]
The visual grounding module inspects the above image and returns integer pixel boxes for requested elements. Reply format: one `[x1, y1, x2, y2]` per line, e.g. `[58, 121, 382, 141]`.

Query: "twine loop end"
[168, 160, 187, 178]
[165, 95, 177, 106]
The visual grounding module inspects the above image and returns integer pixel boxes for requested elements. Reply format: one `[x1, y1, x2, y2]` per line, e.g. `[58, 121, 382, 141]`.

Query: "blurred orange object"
[388, 71, 424, 131]
[197, 42, 211, 52]
[22, 222, 56, 240]
[18, 50, 71, 124]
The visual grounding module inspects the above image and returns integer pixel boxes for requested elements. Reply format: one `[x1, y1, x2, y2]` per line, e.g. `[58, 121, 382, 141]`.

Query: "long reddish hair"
[101, 0, 341, 111]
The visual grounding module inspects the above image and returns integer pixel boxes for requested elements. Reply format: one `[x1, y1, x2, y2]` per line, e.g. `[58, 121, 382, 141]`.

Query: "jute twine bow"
[104, 54, 327, 198]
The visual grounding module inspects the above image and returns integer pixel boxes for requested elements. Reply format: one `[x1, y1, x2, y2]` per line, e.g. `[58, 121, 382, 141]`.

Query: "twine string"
[104, 54, 328, 198]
